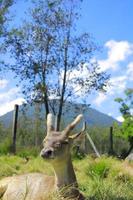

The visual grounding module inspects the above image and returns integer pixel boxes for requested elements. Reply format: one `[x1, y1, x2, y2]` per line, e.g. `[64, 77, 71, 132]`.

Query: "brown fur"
[0, 173, 55, 200]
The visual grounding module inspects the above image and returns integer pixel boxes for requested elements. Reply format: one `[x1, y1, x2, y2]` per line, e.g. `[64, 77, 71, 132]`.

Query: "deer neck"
[52, 155, 77, 189]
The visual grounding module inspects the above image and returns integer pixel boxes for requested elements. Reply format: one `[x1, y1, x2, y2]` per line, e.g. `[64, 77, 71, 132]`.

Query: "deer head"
[40, 113, 86, 163]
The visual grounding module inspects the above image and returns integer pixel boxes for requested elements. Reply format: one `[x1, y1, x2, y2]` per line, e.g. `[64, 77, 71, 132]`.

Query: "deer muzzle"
[40, 148, 54, 159]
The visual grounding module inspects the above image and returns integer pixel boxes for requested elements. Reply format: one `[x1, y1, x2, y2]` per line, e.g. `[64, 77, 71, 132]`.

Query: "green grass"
[0, 155, 133, 200]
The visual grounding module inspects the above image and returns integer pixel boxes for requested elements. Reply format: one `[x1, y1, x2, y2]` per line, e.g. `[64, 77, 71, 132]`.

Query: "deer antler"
[61, 114, 83, 139]
[69, 121, 86, 139]
[47, 113, 55, 134]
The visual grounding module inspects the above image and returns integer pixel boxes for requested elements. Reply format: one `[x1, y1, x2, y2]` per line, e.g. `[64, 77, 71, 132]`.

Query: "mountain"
[0, 102, 118, 128]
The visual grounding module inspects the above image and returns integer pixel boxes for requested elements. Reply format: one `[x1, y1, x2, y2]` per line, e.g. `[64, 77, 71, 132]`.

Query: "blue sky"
[0, 0, 133, 121]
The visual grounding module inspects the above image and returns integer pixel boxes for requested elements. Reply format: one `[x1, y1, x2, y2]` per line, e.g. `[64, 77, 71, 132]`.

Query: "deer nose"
[40, 149, 53, 159]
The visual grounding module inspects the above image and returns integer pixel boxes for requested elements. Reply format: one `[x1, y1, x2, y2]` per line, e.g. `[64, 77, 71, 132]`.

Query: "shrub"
[85, 158, 110, 179]
[0, 138, 12, 155]
[17, 146, 40, 158]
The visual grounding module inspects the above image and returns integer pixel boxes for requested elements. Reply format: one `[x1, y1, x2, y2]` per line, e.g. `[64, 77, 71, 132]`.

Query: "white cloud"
[105, 40, 132, 62]
[106, 75, 127, 95]
[65, 64, 90, 82]
[94, 40, 133, 107]
[0, 79, 8, 89]
[60, 63, 92, 97]
[116, 116, 124, 122]
[0, 87, 21, 102]
[127, 62, 133, 80]
[0, 98, 25, 116]
[49, 95, 61, 100]
[93, 92, 107, 106]
[0, 87, 25, 116]
[93, 75, 128, 106]
[99, 40, 133, 71]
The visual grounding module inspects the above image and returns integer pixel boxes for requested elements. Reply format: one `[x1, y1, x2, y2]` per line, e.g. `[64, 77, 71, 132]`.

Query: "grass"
[0, 155, 133, 200]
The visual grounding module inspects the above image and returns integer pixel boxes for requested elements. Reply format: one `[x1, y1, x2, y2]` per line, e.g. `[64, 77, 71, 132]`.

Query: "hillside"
[0, 102, 118, 128]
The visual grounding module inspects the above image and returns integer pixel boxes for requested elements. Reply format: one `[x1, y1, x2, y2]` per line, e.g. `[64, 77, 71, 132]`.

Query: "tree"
[0, 0, 14, 35]
[4, 0, 109, 130]
[115, 88, 133, 158]
[0, 0, 14, 72]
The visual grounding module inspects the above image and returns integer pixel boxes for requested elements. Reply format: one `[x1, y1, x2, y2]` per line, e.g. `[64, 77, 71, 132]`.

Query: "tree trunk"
[122, 143, 133, 159]
[108, 126, 114, 155]
[56, 36, 69, 131]
[42, 38, 50, 119]
[12, 104, 19, 154]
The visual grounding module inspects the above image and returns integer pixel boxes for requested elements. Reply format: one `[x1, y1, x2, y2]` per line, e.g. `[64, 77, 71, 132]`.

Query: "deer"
[0, 113, 86, 200]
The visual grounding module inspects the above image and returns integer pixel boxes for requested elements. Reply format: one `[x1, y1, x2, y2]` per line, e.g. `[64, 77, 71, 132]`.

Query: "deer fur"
[0, 114, 85, 200]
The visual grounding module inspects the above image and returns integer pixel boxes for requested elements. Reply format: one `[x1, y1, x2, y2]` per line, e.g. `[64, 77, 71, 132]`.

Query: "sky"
[0, 0, 133, 121]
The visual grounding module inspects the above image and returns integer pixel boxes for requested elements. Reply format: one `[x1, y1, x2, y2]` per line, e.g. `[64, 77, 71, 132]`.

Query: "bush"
[0, 138, 12, 155]
[85, 158, 110, 179]
[17, 146, 40, 158]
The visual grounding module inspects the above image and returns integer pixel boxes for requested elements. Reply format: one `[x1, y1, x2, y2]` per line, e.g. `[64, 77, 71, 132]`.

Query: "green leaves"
[1, 0, 109, 129]
[114, 88, 133, 157]
[114, 98, 123, 103]
[115, 88, 133, 119]
[0, 0, 13, 34]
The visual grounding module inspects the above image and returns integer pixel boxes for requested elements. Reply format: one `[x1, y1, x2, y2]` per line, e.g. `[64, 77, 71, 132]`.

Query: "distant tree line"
[0, 108, 130, 158]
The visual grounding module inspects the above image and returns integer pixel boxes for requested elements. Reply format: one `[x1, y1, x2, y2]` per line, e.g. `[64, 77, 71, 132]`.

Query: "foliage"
[0, 122, 13, 155]
[0, 103, 129, 157]
[122, 117, 133, 139]
[0, 122, 5, 139]
[0, 0, 14, 74]
[85, 160, 110, 179]
[115, 88, 133, 157]
[0, 137, 12, 155]
[115, 88, 133, 120]
[0, 105, 45, 156]
[0, 0, 13, 34]
[0, 116, 129, 157]
[86, 126, 129, 156]
[17, 146, 40, 158]
[3, 0, 109, 130]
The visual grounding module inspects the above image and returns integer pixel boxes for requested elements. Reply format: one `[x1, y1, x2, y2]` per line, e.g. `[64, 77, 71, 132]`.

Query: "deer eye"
[54, 143, 61, 148]
[62, 140, 69, 144]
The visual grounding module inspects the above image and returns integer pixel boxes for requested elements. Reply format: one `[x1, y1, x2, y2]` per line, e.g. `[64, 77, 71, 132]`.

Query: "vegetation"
[0, 0, 14, 72]
[0, 1, 132, 199]
[0, 155, 133, 200]
[0, 0, 14, 35]
[115, 88, 133, 158]
[1, 0, 109, 130]
[0, 116, 130, 158]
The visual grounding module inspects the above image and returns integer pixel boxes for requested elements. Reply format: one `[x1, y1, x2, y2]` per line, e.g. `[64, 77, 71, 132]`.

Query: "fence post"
[12, 104, 19, 154]
[108, 126, 114, 155]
